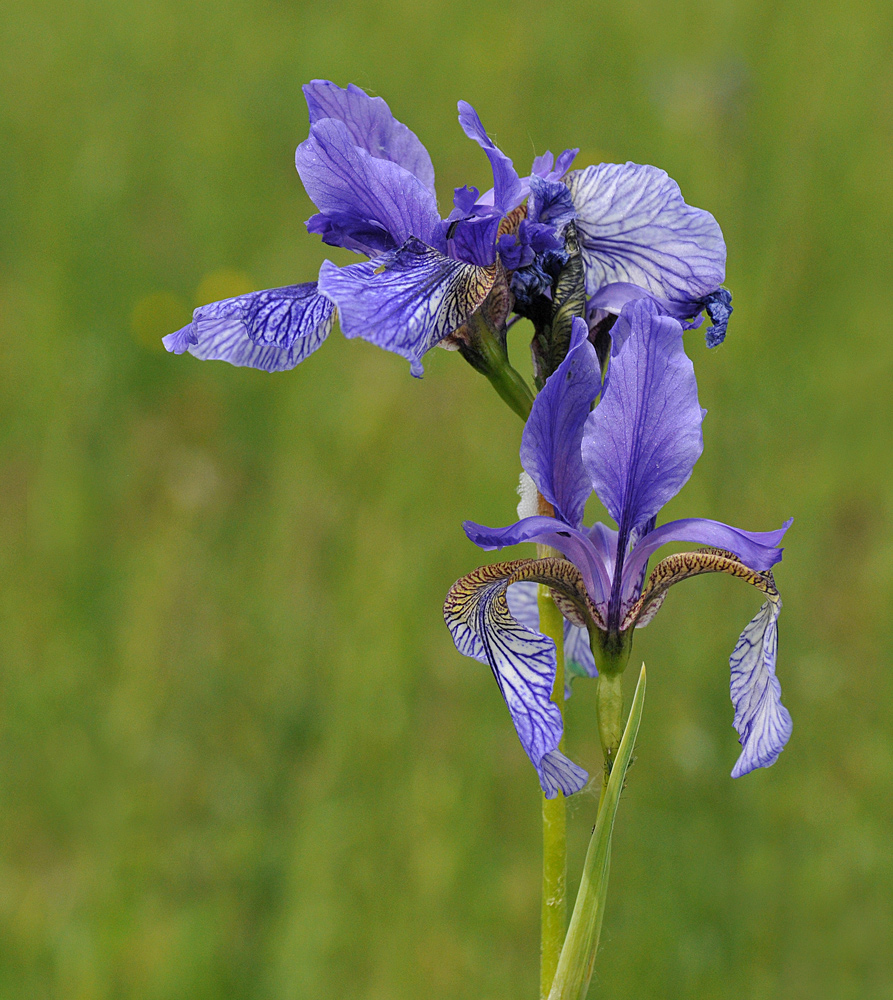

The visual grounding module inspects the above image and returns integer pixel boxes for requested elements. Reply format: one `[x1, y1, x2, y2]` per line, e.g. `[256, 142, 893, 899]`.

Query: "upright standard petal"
[582, 299, 704, 534]
[296, 118, 444, 253]
[457, 102, 524, 215]
[444, 560, 590, 797]
[447, 214, 502, 266]
[565, 162, 726, 303]
[162, 284, 335, 373]
[729, 590, 792, 777]
[318, 239, 497, 376]
[520, 316, 600, 529]
[303, 80, 436, 195]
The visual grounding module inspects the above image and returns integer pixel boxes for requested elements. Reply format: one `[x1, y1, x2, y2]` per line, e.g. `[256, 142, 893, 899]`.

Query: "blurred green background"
[1, 0, 891, 996]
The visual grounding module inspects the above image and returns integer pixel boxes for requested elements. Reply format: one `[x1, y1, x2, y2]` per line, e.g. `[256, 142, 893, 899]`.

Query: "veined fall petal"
[730, 589, 791, 777]
[162, 283, 335, 373]
[318, 239, 499, 376]
[444, 558, 597, 797]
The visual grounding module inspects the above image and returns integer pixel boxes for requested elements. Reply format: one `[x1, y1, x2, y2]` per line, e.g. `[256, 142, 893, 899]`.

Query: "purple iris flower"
[444, 300, 791, 796]
[163, 81, 575, 376]
[164, 80, 731, 377]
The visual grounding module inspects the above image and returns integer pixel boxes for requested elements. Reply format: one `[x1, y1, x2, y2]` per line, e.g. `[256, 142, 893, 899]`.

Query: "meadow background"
[1, 0, 891, 996]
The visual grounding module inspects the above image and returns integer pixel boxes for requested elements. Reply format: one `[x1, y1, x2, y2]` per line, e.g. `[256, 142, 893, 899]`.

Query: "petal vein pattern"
[162, 284, 335, 372]
[506, 581, 597, 683]
[730, 591, 791, 777]
[444, 562, 588, 797]
[318, 240, 497, 375]
[565, 163, 726, 302]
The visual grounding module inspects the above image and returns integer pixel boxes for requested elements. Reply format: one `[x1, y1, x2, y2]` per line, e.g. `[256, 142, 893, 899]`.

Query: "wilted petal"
[318, 239, 496, 376]
[589, 282, 734, 348]
[162, 284, 335, 372]
[704, 287, 733, 347]
[457, 102, 524, 215]
[528, 175, 577, 232]
[296, 118, 444, 252]
[582, 298, 704, 533]
[444, 562, 589, 796]
[520, 316, 600, 528]
[730, 591, 791, 777]
[303, 80, 436, 195]
[565, 162, 726, 302]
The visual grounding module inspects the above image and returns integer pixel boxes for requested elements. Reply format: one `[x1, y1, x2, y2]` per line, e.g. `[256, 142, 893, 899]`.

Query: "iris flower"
[444, 300, 791, 797]
[164, 81, 731, 376]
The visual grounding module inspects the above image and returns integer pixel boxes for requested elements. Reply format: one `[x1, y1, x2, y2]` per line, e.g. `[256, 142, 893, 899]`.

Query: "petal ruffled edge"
[303, 80, 436, 195]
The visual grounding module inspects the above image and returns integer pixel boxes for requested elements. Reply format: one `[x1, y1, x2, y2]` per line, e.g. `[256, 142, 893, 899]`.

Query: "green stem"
[464, 310, 535, 420]
[595, 671, 624, 788]
[538, 584, 567, 1000]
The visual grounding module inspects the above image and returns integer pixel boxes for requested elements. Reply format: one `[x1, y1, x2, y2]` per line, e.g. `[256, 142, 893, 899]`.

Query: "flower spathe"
[445, 302, 792, 791]
[164, 81, 732, 375]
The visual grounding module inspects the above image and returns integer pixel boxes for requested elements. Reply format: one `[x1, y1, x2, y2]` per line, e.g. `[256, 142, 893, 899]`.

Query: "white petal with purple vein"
[565, 163, 725, 302]
[729, 592, 792, 777]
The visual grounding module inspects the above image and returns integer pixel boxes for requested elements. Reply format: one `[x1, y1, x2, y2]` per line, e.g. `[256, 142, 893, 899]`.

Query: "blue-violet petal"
[162, 284, 335, 372]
